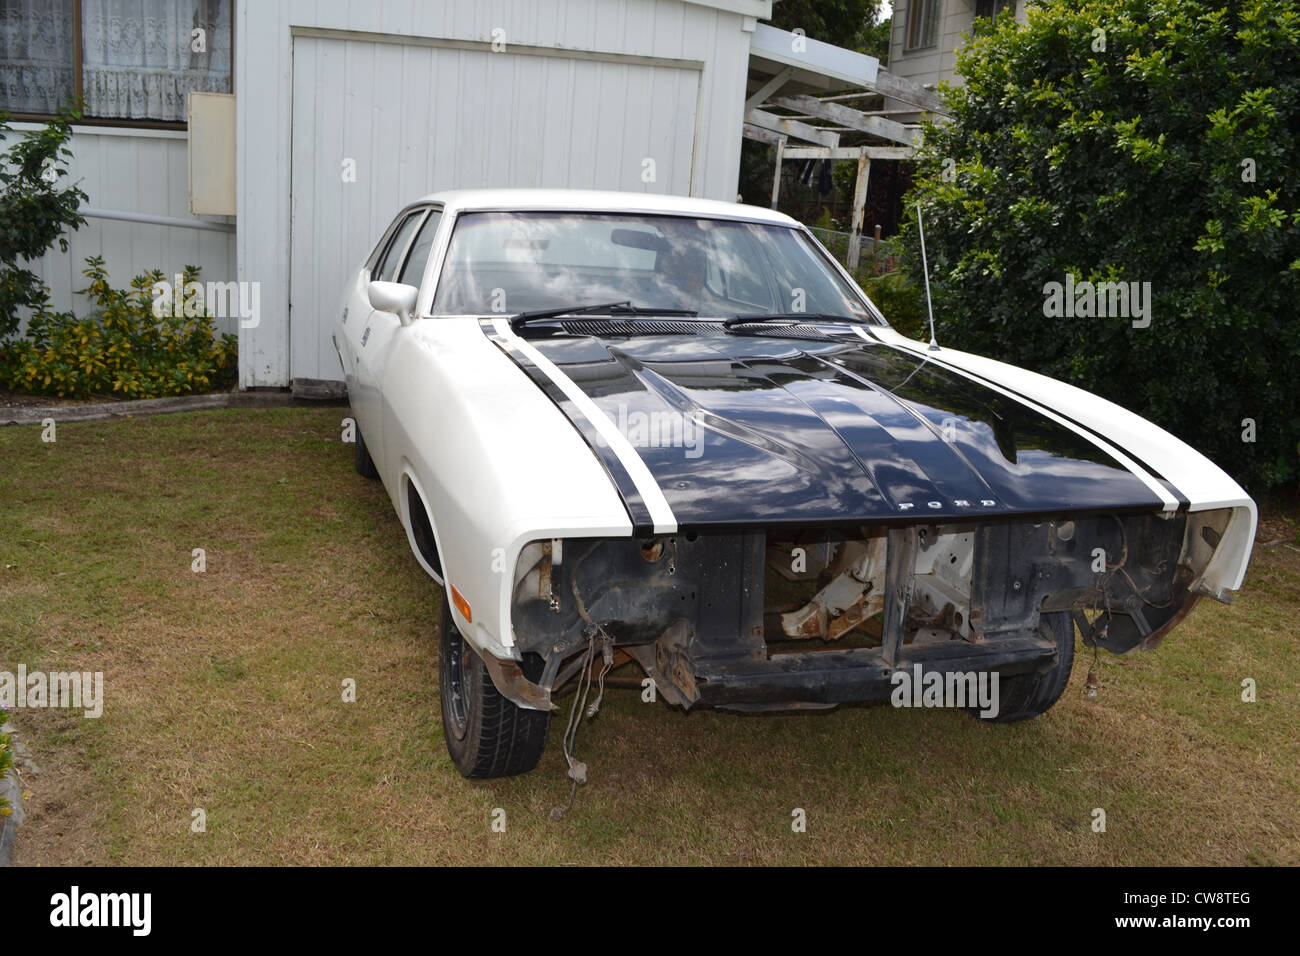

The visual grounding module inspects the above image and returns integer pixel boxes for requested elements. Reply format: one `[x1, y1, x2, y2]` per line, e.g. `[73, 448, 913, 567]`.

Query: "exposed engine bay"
[493, 508, 1237, 713]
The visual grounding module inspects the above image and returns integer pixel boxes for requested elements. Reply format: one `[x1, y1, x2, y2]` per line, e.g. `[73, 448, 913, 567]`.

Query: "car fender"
[380, 316, 634, 657]
[865, 325, 1256, 598]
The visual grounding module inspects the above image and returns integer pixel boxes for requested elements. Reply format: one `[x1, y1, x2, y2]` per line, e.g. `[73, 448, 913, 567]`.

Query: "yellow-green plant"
[0, 256, 236, 399]
[0, 709, 13, 817]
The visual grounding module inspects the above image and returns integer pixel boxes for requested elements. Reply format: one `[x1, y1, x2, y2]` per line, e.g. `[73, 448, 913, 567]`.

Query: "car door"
[339, 217, 399, 397]
[364, 206, 444, 479]
[346, 207, 428, 476]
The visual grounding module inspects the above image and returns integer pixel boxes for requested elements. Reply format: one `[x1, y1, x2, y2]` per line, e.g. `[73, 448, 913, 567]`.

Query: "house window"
[905, 0, 943, 52]
[975, 0, 1016, 23]
[973, 0, 1016, 37]
[0, 0, 231, 127]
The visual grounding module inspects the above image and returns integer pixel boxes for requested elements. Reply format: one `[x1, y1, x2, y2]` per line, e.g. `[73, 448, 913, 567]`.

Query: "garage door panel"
[288, 42, 317, 384]
[593, 61, 630, 189]
[401, 46, 439, 202]
[538, 58, 574, 186]
[289, 35, 700, 382]
[512, 56, 547, 188]
[567, 59, 603, 188]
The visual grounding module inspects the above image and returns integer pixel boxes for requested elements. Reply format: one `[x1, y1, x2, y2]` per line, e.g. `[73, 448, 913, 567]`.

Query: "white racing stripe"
[852, 326, 1180, 512]
[491, 318, 678, 533]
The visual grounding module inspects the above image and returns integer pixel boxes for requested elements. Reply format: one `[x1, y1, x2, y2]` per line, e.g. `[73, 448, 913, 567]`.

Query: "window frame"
[0, 0, 235, 130]
[904, 0, 943, 53]
[371, 208, 430, 285]
[424, 208, 884, 325]
[364, 215, 409, 276]
[975, 0, 1016, 21]
[397, 208, 444, 288]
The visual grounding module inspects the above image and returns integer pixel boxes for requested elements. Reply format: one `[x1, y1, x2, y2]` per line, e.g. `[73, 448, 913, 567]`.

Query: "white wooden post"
[770, 137, 785, 209]
[846, 148, 871, 273]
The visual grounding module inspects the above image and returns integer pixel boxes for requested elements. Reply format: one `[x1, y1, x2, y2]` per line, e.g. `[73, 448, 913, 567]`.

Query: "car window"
[398, 210, 443, 288]
[374, 211, 424, 282]
[430, 212, 871, 319]
[705, 226, 776, 310]
[366, 216, 402, 272]
[753, 228, 872, 319]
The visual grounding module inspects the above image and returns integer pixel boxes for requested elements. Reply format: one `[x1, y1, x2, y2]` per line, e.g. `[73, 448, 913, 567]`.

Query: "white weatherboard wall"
[237, 0, 762, 388]
[1, 124, 236, 336]
[288, 36, 702, 381]
[888, 0, 1031, 99]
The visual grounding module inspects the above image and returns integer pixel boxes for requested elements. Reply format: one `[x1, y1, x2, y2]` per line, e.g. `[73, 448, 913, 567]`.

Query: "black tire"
[353, 419, 380, 479]
[438, 594, 550, 778]
[977, 610, 1076, 723]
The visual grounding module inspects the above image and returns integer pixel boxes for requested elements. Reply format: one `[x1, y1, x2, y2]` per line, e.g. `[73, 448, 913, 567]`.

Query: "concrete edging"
[0, 772, 20, 867]
[0, 725, 25, 868]
[1, 390, 345, 427]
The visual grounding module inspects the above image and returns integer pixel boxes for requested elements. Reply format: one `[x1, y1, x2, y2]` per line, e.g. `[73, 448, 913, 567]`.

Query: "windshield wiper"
[723, 313, 863, 329]
[510, 302, 698, 330]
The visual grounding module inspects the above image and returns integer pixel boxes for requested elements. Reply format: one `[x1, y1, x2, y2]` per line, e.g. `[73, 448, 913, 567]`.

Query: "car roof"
[406, 188, 801, 227]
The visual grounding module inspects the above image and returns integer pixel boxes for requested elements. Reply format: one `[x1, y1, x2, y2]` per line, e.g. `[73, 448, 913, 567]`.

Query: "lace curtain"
[82, 0, 231, 120]
[0, 0, 230, 122]
[0, 0, 75, 115]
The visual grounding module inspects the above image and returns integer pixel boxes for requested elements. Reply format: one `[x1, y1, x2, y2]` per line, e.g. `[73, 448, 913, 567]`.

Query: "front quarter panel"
[379, 316, 634, 657]
[868, 326, 1256, 597]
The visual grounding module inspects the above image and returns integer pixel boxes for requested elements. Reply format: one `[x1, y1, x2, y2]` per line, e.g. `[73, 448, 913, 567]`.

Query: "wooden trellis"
[743, 24, 949, 271]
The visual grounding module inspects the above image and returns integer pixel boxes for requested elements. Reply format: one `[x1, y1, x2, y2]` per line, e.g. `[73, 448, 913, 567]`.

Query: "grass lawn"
[0, 407, 1296, 865]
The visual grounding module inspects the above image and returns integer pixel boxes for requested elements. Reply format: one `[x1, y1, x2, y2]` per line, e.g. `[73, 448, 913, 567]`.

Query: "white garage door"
[288, 35, 702, 382]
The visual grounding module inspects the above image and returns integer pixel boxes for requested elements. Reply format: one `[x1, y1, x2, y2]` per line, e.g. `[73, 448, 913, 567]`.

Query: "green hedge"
[898, 0, 1299, 491]
[0, 711, 13, 818]
[1, 107, 87, 340]
[0, 257, 237, 399]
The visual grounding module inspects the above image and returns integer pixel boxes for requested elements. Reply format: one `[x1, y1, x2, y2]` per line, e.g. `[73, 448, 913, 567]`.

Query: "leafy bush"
[0, 257, 237, 399]
[0, 710, 13, 817]
[860, 270, 928, 341]
[898, 0, 1300, 491]
[0, 106, 87, 340]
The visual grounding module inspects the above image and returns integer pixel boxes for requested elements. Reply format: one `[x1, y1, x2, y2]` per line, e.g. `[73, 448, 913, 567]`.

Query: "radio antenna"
[916, 202, 939, 351]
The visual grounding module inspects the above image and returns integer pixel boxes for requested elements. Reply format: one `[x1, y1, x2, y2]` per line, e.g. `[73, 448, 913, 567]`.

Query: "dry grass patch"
[0, 407, 1297, 865]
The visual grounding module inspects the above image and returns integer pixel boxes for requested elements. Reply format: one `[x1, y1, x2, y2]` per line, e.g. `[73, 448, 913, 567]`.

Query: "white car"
[335, 188, 1255, 779]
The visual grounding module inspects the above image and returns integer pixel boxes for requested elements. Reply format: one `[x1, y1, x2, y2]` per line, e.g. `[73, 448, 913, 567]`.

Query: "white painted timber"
[750, 22, 880, 88]
[188, 93, 237, 215]
[1, 123, 236, 336]
[239, 0, 758, 388]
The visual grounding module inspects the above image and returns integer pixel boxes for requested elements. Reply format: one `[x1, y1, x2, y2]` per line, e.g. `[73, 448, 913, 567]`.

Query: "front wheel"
[975, 610, 1076, 723]
[438, 594, 550, 778]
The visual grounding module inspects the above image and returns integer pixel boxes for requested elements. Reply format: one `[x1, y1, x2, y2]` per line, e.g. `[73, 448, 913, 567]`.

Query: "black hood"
[485, 320, 1168, 533]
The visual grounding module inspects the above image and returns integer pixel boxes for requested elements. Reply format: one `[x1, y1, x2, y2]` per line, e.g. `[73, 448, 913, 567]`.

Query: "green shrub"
[0, 257, 237, 399]
[898, 0, 1300, 491]
[859, 270, 928, 341]
[0, 106, 87, 340]
[0, 709, 13, 817]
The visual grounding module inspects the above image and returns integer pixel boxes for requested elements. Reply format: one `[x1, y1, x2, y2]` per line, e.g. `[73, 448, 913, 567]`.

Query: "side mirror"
[367, 281, 419, 325]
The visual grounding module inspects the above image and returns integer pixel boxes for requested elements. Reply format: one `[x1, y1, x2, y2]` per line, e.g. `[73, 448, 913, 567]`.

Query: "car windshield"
[429, 211, 877, 321]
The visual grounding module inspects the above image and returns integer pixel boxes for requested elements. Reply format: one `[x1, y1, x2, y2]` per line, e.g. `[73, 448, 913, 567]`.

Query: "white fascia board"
[685, 0, 773, 18]
[750, 22, 880, 87]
